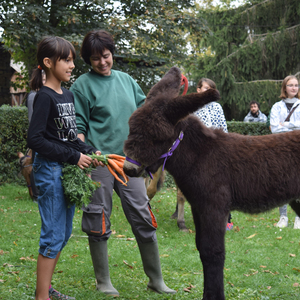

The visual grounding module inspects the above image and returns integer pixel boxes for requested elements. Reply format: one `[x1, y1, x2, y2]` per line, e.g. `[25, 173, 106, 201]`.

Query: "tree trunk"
[0, 43, 12, 106]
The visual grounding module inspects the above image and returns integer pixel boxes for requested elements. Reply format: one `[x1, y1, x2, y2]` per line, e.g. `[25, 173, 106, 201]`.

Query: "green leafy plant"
[61, 163, 100, 208]
[0, 105, 28, 185]
[61, 154, 126, 208]
[184, 0, 300, 121]
[1, 105, 271, 187]
[227, 121, 271, 136]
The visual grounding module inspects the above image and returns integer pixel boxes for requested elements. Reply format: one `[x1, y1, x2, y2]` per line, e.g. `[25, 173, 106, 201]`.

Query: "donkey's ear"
[146, 67, 182, 102]
[165, 89, 220, 125]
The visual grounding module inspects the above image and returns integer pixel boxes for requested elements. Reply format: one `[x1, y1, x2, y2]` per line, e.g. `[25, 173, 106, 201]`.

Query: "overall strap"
[285, 103, 300, 122]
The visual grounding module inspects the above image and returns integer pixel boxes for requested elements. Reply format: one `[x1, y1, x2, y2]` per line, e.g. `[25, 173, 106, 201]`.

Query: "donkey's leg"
[171, 203, 178, 219]
[191, 205, 227, 300]
[177, 188, 188, 232]
[146, 166, 163, 200]
[289, 199, 300, 217]
[18, 151, 34, 198]
[157, 169, 166, 191]
[144, 176, 151, 189]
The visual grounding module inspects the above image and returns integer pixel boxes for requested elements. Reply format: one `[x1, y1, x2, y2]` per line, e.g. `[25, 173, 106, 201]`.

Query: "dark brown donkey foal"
[123, 67, 300, 300]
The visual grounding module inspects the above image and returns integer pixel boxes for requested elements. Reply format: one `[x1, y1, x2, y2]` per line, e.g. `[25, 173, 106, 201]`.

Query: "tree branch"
[234, 71, 300, 84]
[240, 0, 275, 15]
[248, 23, 300, 41]
[216, 24, 300, 67]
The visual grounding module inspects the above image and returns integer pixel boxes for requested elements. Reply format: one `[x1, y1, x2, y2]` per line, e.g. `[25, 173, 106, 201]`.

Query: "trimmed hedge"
[0, 105, 271, 185]
[227, 121, 271, 136]
[0, 105, 28, 184]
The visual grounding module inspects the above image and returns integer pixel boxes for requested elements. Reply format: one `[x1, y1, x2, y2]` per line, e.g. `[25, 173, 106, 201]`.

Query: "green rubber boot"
[89, 240, 119, 297]
[138, 241, 176, 294]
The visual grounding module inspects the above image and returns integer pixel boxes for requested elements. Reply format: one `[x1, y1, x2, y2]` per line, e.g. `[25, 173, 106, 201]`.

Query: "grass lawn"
[0, 183, 300, 300]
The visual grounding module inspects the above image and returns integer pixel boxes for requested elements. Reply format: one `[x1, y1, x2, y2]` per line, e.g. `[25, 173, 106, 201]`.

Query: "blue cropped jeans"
[33, 154, 75, 259]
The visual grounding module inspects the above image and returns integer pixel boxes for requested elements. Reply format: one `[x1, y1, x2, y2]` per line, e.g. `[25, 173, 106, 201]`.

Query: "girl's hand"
[93, 151, 105, 167]
[77, 153, 93, 169]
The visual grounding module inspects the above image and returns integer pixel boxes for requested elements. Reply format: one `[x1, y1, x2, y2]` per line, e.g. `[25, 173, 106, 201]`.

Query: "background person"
[25, 70, 47, 202]
[70, 29, 176, 297]
[195, 78, 228, 132]
[244, 101, 267, 123]
[194, 78, 233, 230]
[27, 70, 46, 123]
[270, 75, 300, 229]
[27, 36, 101, 300]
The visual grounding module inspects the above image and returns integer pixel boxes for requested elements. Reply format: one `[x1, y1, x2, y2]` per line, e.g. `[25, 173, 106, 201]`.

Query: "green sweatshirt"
[70, 69, 145, 155]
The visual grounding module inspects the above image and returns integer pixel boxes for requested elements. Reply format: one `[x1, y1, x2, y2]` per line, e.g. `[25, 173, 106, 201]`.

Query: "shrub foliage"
[0, 105, 28, 184]
[1, 107, 271, 185]
[185, 0, 300, 121]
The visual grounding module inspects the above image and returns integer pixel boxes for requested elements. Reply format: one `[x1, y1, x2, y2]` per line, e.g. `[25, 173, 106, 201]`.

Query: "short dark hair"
[81, 30, 115, 65]
[249, 100, 260, 109]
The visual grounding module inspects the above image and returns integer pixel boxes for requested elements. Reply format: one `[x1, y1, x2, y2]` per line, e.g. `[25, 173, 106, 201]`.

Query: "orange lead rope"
[181, 74, 188, 95]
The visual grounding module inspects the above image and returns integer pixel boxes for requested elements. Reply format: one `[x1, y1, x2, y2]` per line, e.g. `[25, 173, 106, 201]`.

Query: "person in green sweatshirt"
[70, 29, 176, 297]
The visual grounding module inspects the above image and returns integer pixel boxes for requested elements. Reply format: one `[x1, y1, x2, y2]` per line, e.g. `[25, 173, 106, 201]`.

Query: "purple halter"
[125, 131, 184, 179]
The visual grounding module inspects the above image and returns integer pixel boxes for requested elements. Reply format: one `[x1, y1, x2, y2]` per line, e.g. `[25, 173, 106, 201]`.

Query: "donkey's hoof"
[177, 221, 188, 232]
[171, 211, 178, 219]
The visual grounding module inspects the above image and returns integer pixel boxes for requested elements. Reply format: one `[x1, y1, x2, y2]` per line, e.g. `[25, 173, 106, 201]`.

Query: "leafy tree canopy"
[184, 0, 300, 120]
[0, 0, 207, 94]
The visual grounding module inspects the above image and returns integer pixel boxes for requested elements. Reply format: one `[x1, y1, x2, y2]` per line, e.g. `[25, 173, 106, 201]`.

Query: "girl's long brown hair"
[280, 75, 300, 99]
[30, 36, 76, 91]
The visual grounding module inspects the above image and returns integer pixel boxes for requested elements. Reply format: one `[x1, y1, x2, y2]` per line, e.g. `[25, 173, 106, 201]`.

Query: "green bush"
[0, 105, 28, 184]
[227, 121, 271, 136]
[0, 105, 271, 186]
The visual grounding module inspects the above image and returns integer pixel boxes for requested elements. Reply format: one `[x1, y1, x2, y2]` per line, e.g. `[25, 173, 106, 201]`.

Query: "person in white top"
[270, 75, 300, 229]
[194, 78, 228, 132]
[194, 78, 233, 230]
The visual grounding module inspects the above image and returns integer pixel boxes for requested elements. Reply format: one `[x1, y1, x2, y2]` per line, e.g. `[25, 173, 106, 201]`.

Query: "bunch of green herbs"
[61, 163, 100, 208]
[61, 154, 109, 208]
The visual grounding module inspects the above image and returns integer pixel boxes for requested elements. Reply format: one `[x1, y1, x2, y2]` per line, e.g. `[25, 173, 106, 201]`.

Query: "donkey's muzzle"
[123, 159, 145, 178]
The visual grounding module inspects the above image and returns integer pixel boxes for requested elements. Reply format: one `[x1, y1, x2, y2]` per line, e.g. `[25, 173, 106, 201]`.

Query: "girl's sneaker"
[226, 222, 233, 231]
[276, 216, 288, 228]
[49, 287, 75, 300]
[294, 216, 300, 229]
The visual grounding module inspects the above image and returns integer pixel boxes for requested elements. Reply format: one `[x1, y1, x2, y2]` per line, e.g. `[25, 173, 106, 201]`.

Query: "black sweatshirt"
[27, 86, 97, 165]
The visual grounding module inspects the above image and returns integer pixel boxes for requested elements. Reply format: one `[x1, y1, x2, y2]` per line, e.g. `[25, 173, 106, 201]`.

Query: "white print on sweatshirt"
[54, 103, 78, 142]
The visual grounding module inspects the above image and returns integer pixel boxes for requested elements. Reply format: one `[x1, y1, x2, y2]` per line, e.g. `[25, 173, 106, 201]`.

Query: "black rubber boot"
[89, 240, 119, 297]
[138, 241, 176, 294]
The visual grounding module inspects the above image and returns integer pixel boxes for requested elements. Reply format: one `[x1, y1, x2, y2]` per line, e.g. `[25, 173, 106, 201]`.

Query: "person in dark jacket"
[244, 101, 267, 123]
